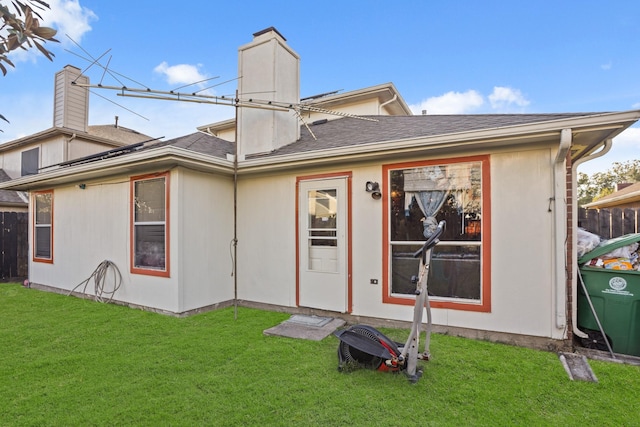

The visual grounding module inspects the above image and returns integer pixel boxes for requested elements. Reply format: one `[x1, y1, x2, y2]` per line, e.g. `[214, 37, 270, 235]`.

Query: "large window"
[33, 190, 53, 262]
[383, 156, 490, 312]
[130, 172, 169, 277]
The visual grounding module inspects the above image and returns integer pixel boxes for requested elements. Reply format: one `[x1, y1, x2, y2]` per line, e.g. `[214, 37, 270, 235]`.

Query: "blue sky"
[1, 0, 639, 175]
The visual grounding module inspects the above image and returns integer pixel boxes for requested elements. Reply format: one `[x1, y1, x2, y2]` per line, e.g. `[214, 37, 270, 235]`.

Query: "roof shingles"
[0, 169, 27, 206]
[135, 113, 606, 162]
[246, 113, 597, 158]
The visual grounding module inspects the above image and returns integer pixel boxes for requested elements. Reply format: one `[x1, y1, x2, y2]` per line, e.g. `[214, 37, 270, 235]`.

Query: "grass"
[1, 283, 638, 426]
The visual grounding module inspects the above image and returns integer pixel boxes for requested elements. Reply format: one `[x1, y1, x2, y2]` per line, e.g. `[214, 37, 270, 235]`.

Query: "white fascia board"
[0, 127, 134, 153]
[0, 146, 234, 191]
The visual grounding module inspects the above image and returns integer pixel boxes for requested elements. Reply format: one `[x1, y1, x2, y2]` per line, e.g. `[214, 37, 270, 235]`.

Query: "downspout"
[570, 138, 613, 339]
[378, 94, 397, 114]
[552, 129, 571, 332]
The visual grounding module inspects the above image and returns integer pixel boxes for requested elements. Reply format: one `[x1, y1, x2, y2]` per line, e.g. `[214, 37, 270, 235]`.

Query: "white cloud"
[410, 86, 530, 114]
[42, 0, 97, 45]
[409, 90, 484, 114]
[488, 86, 530, 110]
[5, 0, 96, 65]
[154, 62, 209, 86]
[632, 102, 640, 109]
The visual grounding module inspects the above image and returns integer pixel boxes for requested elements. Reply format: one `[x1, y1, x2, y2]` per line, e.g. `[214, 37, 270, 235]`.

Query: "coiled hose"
[68, 260, 122, 303]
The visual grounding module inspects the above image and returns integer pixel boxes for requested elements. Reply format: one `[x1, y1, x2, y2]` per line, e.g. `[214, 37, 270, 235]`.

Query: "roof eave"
[583, 191, 640, 209]
[0, 127, 131, 152]
[0, 146, 233, 191]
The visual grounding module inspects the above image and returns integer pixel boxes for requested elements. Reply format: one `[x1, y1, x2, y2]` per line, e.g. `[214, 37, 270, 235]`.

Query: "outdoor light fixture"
[365, 181, 382, 200]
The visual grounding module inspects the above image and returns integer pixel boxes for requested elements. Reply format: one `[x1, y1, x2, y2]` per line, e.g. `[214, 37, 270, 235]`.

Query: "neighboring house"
[0, 65, 152, 212]
[2, 28, 639, 351]
[583, 182, 640, 210]
[197, 82, 413, 141]
[0, 65, 153, 279]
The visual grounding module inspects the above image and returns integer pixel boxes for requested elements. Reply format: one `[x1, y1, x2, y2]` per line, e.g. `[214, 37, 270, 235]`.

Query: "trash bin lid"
[578, 233, 640, 264]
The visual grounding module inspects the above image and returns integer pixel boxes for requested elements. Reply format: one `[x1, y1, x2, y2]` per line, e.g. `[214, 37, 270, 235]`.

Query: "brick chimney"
[53, 65, 89, 132]
[236, 27, 300, 158]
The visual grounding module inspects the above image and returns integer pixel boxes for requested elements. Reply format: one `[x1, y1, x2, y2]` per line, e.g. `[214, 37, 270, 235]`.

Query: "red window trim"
[130, 171, 171, 278]
[382, 155, 491, 312]
[32, 189, 54, 264]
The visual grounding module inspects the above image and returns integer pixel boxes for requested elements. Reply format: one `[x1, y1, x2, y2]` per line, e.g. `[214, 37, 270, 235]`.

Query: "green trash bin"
[577, 233, 640, 356]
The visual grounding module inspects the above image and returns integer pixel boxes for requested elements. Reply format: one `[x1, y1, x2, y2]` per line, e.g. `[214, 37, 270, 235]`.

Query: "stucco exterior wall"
[236, 145, 565, 340]
[24, 141, 566, 341]
[176, 168, 235, 312]
[236, 174, 298, 306]
[28, 167, 235, 314]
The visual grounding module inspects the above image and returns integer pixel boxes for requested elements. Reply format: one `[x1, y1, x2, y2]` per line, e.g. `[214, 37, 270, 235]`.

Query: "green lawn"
[1, 283, 638, 426]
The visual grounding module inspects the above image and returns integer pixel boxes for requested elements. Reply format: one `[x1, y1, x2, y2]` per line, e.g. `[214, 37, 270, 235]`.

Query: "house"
[0, 65, 153, 212]
[2, 27, 639, 351]
[583, 182, 640, 210]
[0, 65, 153, 280]
[580, 182, 640, 238]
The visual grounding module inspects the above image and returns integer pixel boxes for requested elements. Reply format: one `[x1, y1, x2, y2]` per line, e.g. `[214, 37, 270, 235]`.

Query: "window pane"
[35, 226, 51, 258]
[21, 147, 39, 176]
[391, 243, 481, 300]
[308, 189, 337, 230]
[389, 160, 484, 304]
[135, 178, 165, 222]
[35, 193, 52, 225]
[390, 163, 482, 242]
[134, 225, 166, 269]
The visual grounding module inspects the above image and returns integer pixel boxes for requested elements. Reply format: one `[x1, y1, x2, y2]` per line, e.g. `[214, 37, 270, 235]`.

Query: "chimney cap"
[253, 27, 286, 41]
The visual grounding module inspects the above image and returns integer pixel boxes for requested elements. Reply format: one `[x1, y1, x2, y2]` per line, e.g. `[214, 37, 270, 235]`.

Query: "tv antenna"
[66, 36, 377, 141]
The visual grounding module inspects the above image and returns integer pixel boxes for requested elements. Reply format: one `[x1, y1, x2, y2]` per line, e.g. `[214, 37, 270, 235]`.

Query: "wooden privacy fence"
[0, 212, 28, 281]
[578, 207, 639, 239]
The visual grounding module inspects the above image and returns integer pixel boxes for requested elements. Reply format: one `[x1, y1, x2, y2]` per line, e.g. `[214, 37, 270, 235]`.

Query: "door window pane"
[308, 189, 337, 247]
[307, 188, 338, 271]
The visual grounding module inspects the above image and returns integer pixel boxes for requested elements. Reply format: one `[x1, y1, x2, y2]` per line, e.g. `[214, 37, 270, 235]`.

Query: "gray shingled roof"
[0, 169, 27, 205]
[87, 125, 152, 145]
[249, 113, 599, 158]
[88, 125, 154, 145]
[142, 113, 604, 161]
[148, 132, 235, 158]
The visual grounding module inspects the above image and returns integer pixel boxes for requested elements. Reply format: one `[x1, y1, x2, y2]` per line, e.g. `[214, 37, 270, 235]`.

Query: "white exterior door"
[298, 178, 348, 312]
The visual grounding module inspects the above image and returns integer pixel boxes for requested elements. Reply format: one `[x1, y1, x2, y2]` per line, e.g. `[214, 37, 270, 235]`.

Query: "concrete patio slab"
[264, 314, 346, 341]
